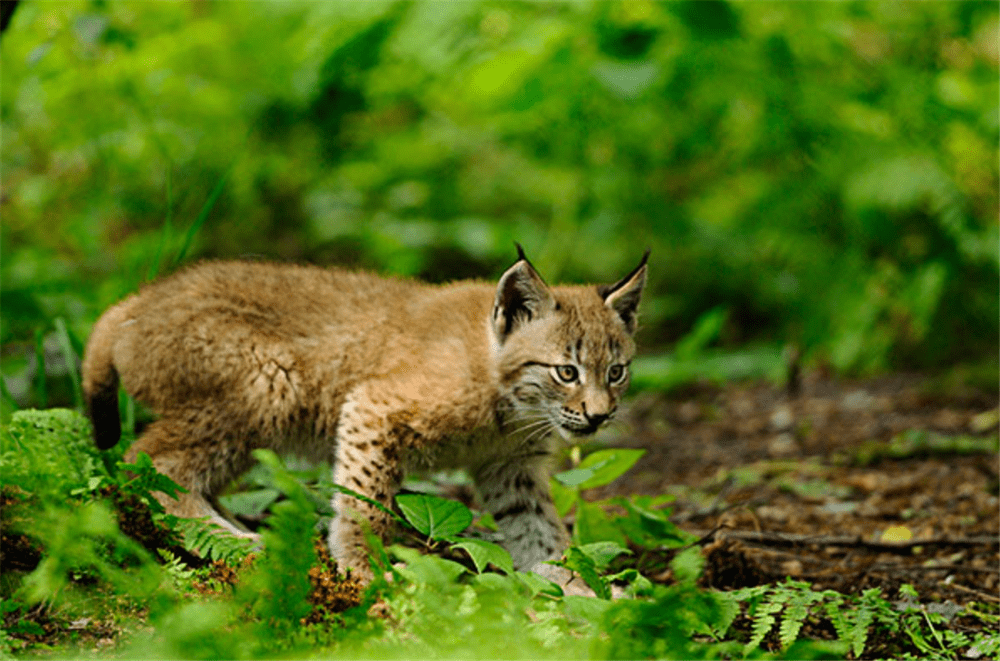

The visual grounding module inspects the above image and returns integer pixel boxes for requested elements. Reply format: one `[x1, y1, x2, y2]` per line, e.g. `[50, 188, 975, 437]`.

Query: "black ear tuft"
[492, 254, 555, 342]
[599, 249, 649, 333]
[515, 242, 528, 262]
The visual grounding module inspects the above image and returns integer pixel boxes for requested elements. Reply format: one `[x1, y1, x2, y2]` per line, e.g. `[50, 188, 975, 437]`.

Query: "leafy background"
[1, 3, 998, 658]
[2, 0, 998, 411]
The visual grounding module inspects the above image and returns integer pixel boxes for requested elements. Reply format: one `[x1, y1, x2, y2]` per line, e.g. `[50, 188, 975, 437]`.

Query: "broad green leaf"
[606, 568, 654, 597]
[472, 572, 511, 591]
[574, 501, 627, 547]
[574, 449, 645, 490]
[219, 488, 281, 518]
[392, 546, 469, 585]
[559, 547, 609, 600]
[576, 541, 631, 571]
[448, 538, 514, 575]
[550, 477, 578, 517]
[396, 493, 472, 540]
[610, 495, 690, 548]
[515, 570, 563, 598]
[554, 464, 601, 488]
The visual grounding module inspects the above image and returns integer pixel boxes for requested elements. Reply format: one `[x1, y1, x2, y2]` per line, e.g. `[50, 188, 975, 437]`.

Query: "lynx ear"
[598, 249, 649, 334]
[492, 245, 555, 342]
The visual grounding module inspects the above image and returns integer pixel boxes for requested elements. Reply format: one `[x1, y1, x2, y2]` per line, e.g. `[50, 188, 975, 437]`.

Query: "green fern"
[728, 579, 920, 658]
[777, 580, 825, 649]
[239, 450, 317, 642]
[157, 549, 198, 592]
[171, 517, 256, 564]
[745, 583, 788, 653]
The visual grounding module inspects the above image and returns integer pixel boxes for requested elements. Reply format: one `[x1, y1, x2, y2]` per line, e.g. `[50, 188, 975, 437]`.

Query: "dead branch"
[695, 529, 999, 553]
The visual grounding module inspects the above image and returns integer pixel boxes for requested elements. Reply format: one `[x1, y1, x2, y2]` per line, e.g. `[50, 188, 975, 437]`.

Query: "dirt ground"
[598, 372, 1000, 605]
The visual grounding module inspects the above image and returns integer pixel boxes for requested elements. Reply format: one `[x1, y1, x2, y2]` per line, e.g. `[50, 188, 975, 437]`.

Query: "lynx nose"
[581, 401, 614, 431]
[586, 412, 610, 428]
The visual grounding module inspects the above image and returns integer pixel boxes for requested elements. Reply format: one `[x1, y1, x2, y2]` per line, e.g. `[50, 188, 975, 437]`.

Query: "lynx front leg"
[475, 458, 570, 571]
[328, 394, 403, 581]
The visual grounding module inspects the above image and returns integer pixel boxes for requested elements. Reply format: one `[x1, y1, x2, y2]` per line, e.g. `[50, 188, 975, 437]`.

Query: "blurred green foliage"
[2, 0, 997, 407]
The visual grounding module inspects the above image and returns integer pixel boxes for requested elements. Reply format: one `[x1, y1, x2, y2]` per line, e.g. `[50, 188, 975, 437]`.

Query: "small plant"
[551, 447, 694, 550]
[395, 492, 514, 575]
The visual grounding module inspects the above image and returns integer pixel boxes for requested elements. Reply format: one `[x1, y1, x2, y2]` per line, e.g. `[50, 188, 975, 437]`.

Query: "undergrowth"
[1, 408, 996, 659]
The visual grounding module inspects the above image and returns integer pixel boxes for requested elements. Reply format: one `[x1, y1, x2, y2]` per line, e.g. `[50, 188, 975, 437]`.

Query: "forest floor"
[3, 372, 997, 657]
[600, 372, 999, 606]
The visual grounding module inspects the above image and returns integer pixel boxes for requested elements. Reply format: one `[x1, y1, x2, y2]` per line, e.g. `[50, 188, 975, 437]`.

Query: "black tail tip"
[88, 388, 122, 450]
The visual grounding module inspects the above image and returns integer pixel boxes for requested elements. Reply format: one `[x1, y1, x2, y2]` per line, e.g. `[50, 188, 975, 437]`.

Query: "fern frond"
[708, 591, 742, 640]
[745, 585, 788, 653]
[172, 518, 256, 563]
[158, 548, 197, 590]
[778, 581, 824, 649]
[823, 593, 850, 643]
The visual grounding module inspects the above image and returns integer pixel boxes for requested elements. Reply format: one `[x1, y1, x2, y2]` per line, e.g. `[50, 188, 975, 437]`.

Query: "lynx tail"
[81, 296, 136, 450]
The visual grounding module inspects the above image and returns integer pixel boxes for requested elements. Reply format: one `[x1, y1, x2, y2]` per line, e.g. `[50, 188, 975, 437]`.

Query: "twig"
[941, 581, 1000, 603]
[696, 529, 999, 553]
[867, 562, 999, 575]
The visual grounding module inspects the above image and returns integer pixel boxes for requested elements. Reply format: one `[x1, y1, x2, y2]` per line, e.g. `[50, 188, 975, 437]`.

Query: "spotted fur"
[82, 249, 647, 581]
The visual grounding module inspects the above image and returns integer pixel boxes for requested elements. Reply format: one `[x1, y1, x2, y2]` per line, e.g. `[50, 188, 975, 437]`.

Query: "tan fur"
[82, 251, 647, 580]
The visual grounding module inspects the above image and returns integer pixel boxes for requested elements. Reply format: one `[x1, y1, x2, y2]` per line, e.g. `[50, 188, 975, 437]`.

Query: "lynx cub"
[82, 247, 648, 581]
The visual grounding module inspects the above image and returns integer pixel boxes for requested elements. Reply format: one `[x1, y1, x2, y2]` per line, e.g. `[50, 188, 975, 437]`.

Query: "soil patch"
[602, 372, 999, 604]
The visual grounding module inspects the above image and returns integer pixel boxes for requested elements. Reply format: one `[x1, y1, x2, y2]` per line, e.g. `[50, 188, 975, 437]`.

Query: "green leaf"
[448, 538, 514, 575]
[576, 541, 631, 571]
[554, 448, 645, 490]
[675, 306, 728, 359]
[611, 495, 690, 548]
[574, 500, 627, 547]
[330, 482, 409, 528]
[550, 477, 578, 517]
[554, 465, 600, 488]
[559, 547, 609, 600]
[120, 452, 188, 511]
[515, 570, 562, 598]
[670, 546, 704, 586]
[396, 493, 472, 540]
[605, 568, 654, 598]
[218, 488, 280, 518]
[392, 546, 469, 585]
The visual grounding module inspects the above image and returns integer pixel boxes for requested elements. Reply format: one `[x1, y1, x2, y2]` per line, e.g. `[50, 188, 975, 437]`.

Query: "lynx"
[82, 246, 648, 582]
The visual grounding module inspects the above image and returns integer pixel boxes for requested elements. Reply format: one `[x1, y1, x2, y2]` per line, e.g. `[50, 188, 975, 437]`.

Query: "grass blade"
[147, 167, 174, 281]
[33, 328, 47, 409]
[54, 318, 83, 410]
[0, 374, 20, 413]
[171, 167, 230, 268]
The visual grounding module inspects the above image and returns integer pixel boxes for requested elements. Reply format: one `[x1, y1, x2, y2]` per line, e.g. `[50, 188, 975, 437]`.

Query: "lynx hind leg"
[127, 418, 259, 541]
[475, 458, 570, 571]
[328, 393, 403, 581]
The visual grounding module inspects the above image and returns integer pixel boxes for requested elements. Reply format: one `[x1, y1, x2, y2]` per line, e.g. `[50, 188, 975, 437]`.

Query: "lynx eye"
[553, 364, 579, 384]
[608, 364, 627, 384]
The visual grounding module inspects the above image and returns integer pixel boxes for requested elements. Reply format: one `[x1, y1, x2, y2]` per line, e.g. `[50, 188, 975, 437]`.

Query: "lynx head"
[491, 246, 649, 440]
